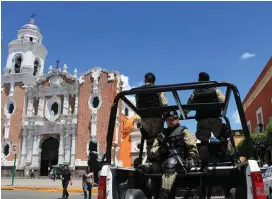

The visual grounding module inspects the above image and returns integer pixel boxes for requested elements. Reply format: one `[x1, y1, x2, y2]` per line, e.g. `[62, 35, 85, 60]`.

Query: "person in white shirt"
[82, 166, 94, 199]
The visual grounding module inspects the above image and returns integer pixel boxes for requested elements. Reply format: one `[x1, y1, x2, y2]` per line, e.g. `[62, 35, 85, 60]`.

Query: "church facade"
[1, 18, 133, 177]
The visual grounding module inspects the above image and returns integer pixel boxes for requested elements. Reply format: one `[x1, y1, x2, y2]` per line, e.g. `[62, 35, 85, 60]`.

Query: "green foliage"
[265, 119, 272, 145]
[237, 120, 272, 159]
[237, 131, 268, 160]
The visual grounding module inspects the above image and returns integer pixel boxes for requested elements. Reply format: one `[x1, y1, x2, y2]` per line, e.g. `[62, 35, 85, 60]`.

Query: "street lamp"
[258, 122, 264, 132]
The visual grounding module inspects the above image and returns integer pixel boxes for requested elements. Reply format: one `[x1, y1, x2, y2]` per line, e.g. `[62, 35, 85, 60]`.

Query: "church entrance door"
[40, 137, 59, 176]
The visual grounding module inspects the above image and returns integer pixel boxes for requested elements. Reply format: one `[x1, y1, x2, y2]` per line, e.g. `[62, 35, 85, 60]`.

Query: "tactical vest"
[193, 87, 222, 121]
[166, 125, 188, 159]
[136, 84, 162, 118]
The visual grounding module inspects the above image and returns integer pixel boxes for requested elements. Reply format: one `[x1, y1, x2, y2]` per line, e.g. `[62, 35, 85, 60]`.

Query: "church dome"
[21, 19, 40, 32]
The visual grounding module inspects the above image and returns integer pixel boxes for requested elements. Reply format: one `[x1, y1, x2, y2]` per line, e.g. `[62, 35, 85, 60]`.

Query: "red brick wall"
[244, 78, 272, 132]
[76, 72, 93, 160]
[1, 83, 25, 161]
[76, 72, 120, 161]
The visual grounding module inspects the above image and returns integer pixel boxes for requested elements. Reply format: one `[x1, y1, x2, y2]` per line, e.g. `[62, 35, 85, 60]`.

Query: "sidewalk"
[1, 179, 98, 193]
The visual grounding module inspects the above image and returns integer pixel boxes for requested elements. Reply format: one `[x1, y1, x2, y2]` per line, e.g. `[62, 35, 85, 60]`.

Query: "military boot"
[158, 188, 170, 199]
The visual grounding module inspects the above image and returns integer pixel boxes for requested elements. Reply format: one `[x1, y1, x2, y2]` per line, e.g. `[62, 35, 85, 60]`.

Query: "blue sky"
[1, 2, 272, 133]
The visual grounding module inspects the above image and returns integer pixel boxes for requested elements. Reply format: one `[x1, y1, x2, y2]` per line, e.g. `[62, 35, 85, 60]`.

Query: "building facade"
[1, 18, 129, 177]
[243, 57, 272, 133]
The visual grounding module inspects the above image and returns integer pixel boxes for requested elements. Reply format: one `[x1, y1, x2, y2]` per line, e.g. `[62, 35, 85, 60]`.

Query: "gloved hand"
[184, 159, 195, 171]
[137, 164, 150, 174]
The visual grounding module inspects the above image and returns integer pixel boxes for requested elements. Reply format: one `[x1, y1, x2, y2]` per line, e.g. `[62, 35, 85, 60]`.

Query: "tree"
[237, 131, 268, 164]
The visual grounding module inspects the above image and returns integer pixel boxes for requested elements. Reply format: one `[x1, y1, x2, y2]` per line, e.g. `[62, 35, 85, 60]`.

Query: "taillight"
[98, 176, 107, 199]
[251, 172, 266, 199]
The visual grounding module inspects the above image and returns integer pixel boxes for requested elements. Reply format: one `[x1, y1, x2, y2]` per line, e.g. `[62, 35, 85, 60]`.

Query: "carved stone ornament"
[49, 76, 64, 87]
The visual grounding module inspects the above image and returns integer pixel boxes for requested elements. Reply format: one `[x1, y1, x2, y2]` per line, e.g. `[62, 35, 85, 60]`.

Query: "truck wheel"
[124, 189, 147, 199]
[229, 188, 236, 199]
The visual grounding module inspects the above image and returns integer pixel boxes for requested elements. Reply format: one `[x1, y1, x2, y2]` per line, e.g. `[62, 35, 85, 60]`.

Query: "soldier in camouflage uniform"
[187, 72, 234, 166]
[135, 73, 168, 160]
[138, 110, 199, 199]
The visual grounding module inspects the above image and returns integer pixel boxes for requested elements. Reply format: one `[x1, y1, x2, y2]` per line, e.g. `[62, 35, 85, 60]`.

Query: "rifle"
[157, 132, 188, 173]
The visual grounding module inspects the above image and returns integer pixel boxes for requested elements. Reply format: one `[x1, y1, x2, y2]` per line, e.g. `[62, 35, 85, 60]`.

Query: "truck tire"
[124, 189, 147, 199]
[229, 188, 236, 199]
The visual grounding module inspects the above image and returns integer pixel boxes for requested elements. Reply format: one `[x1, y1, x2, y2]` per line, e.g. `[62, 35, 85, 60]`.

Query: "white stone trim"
[45, 95, 62, 122]
[256, 106, 264, 125]
[75, 159, 88, 167]
[88, 93, 102, 111]
[36, 69, 78, 85]
[243, 65, 272, 111]
[247, 120, 251, 133]
[4, 98, 16, 117]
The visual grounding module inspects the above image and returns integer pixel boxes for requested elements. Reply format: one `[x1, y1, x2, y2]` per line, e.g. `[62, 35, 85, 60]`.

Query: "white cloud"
[232, 110, 241, 124]
[120, 74, 136, 106]
[240, 53, 256, 60]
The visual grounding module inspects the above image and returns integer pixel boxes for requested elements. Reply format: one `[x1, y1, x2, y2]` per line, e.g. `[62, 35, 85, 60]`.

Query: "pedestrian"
[135, 72, 168, 162]
[82, 166, 94, 199]
[60, 165, 73, 199]
[30, 169, 35, 179]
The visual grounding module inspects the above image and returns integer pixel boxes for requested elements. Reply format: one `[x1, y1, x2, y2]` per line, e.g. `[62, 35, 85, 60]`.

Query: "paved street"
[1, 178, 82, 188]
[1, 191, 97, 199]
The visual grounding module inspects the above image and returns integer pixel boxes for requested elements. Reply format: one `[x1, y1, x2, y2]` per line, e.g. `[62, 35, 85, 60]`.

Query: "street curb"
[1, 186, 98, 193]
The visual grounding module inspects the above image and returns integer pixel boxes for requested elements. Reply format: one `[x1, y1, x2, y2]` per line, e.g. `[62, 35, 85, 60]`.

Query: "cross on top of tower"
[30, 13, 36, 19]
[29, 13, 36, 24]
[55, 60, 60, 69]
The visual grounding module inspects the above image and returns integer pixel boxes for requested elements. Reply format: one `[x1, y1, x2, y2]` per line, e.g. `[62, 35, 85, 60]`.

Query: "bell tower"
[3, 15, 48, 82]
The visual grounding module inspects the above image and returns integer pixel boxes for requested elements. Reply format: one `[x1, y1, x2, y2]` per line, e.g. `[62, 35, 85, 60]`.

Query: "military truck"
[94, 81, 266, 199]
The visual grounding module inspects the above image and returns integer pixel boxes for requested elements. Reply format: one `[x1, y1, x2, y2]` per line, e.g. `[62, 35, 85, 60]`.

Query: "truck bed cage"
[103, 81, 251, 163]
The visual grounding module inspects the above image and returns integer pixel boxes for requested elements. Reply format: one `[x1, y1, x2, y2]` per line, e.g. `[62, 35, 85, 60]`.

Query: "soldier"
[187, 72, 234, 167]
[138, 110, 199, 199]
[135, 72, 168, 160]
[187, 72, 226, 143]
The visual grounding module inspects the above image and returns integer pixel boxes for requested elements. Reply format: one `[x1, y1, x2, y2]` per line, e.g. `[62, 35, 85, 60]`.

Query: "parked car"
[263, 165, 272, 198]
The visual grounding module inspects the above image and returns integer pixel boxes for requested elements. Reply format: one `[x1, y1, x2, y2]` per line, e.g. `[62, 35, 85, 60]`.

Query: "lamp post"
[11, 144, 17, 186]
[258, 122, 264, 133]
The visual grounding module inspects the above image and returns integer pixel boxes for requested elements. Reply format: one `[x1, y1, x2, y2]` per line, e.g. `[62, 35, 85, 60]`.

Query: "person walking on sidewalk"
[60, 165, 73, 199]
[82, 166, 94, 199]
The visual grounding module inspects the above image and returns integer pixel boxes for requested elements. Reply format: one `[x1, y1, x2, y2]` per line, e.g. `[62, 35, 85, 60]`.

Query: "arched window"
[4, 99, 16, 116]
[51, 102, 58, 115]
[4, 144, 10, 156]
[33, 60, 39, 76]
[15, 57, 22, 73]
[8, 103, 14, 114]
[125, 108, 129, 117]
[92, 97, 100, 109]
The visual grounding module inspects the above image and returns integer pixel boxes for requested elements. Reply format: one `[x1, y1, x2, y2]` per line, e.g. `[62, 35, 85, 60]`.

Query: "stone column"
[26, 132, 34, 165]
[91, 112, 97, 138]
[64, 133, 71, 164]
[37, 96, 44, 117]
[27, 97, 34, 117]
[70, 132, 76, 168]
[74, 95, 79, 115]
[58, 133, 64, 164]
[19, 131, 27, 168]
[63, 94, 69, 115]
[30, 134, 39, 168]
